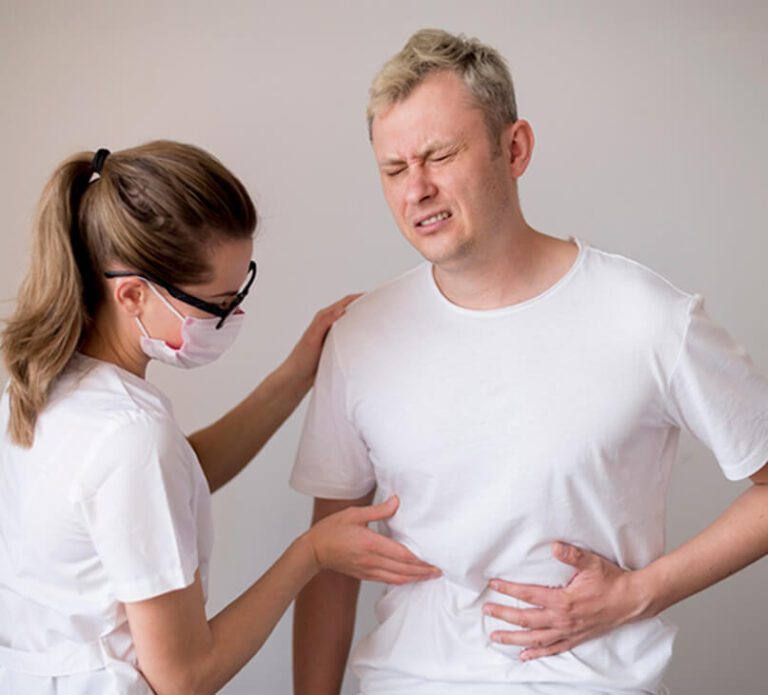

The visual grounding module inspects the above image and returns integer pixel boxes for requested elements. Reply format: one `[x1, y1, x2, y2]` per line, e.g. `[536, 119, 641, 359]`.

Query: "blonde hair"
[1, 140, 256, 447]
[367, 28, 518, 151]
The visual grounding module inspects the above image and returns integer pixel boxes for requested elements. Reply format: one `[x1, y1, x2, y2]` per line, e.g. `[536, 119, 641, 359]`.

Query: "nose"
[404, 164, 437, 206]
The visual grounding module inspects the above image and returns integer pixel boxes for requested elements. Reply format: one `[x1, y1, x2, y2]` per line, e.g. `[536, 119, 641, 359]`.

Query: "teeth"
[418, 211, 451, 226]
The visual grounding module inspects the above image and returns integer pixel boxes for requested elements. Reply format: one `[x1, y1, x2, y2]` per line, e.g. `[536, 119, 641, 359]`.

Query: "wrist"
[292, 531, 322, 579]
[627, 563, 668, 621]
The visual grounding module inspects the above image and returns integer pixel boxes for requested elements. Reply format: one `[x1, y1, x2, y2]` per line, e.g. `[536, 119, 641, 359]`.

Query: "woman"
[0, 141, 439, 694]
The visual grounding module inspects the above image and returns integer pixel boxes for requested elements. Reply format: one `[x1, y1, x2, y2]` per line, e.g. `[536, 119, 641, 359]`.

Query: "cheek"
[382, 183, 403, 215]
[141, 302, 184, 348]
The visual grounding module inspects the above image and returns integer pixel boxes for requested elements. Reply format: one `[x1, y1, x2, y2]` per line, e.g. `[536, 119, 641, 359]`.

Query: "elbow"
[139, 662, 217, 695]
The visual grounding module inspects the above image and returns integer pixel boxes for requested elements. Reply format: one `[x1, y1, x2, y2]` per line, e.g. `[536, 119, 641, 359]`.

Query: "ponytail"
[2, 153, 95, 447]
[2, 141, 256, 448]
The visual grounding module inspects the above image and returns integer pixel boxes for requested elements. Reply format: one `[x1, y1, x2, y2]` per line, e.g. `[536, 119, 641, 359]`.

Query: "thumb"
[356, 495, 400, 524]
[553, 541, 598, 571]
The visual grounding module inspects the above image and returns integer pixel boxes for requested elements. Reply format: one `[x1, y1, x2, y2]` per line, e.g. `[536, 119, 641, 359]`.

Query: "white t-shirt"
[291, 239, 768, 695]
[0, 354, 213, 694]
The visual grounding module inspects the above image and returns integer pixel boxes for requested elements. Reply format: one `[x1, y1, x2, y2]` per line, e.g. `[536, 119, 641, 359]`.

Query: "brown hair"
[1, 140, 257, 447]
[367, 28, 518, 152]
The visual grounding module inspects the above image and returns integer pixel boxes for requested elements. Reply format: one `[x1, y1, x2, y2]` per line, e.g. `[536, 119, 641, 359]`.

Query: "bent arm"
[125, 488, 433, 694]
[484, 463, 768, 660]
[293, 492, 374, 695]
[188, 362, 311, 492]
[189, 295, 360, 493]
[637, 462, 768, 617]
[126, 534, 318, 695]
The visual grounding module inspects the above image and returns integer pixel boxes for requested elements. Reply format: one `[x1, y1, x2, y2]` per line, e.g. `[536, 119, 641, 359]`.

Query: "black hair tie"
[91, 148, 111, 175]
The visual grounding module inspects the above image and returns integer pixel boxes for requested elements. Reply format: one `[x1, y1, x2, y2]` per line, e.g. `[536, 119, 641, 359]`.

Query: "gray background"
[1, 1, 765, 693]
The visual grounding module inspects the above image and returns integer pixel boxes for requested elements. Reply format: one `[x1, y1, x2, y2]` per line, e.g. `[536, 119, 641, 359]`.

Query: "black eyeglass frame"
[104, 260, 257, 329]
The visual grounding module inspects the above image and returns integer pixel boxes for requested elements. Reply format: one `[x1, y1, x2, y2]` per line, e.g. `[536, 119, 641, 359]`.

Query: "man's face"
[371, 70, 516, 269]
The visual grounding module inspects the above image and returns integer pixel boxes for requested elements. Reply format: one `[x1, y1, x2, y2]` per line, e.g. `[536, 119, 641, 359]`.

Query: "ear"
[503, 119, 535, 178]
[112, 278, 148, 319]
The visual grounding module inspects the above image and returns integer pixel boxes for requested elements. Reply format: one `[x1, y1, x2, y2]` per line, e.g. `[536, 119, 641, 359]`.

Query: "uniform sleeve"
[664, 295, 768, 480]
[290, 328, 376, 498]
[77, 413, 203, 602]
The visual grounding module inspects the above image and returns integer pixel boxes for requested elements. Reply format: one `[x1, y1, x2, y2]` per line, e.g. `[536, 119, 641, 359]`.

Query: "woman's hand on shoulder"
[305, 495, 442, 585]
[282, 294, 362, 387]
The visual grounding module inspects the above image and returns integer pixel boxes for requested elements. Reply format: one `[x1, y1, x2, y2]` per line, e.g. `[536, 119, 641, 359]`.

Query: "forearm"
[293, 569, 361, 695]
[196, 534, 320, 694]
[635, 482, 768, 619]
[189, 362, 313, 492]
[131, 536, 319, 695]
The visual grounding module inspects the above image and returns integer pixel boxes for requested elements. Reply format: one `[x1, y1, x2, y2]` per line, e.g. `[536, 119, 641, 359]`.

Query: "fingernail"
[483, 605, 492, 615]
[490, 580, 500, 590]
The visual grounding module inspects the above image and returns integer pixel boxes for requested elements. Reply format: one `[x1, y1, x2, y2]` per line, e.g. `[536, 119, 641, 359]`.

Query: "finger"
[489, 579, 556, 608]
[483, 604, 551, 630]
[363, 554, 441, 579]
[520, 638, 576, 661]
[359, 568, 437, 585]
[552, 542, 601, 571]
[354, 495, 399, 523]
[490, 628, 562, 649]
[367, 536, 441, 573]
[320, 293, 364, 320]
[333, 293, 364, 311]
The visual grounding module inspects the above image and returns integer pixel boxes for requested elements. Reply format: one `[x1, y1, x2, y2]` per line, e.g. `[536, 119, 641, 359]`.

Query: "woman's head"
[2, 140, 257, 447]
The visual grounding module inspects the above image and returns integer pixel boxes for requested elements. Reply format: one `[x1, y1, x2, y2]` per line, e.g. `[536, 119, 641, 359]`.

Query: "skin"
[294, 68, 768, 693]
[81, 237, 439, 694]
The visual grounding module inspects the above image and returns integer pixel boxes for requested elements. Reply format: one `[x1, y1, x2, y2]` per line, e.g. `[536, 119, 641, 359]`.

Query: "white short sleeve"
[664, 295, 768, 480]
[77, 413, 203, 602]
[291, 328, 376, 499]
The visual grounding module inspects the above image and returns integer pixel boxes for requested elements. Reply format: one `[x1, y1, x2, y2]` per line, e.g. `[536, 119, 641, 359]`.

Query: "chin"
[413, 238, 471, 269]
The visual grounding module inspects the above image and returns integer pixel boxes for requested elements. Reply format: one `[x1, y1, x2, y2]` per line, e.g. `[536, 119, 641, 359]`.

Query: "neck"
[80, 311, 150, 379]
[432, 227, 579, 310]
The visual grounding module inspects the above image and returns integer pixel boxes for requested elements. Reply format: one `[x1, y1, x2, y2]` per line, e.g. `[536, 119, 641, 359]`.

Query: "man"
[290, 29, 768, 695]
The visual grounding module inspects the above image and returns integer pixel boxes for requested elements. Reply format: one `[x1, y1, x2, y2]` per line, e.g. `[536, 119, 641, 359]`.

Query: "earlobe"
[509, 119, 534, 177]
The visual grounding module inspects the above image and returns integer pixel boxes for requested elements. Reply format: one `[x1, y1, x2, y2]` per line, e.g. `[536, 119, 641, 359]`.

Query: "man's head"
[367, 29, 518, 154]
[368, 30, 533, 270]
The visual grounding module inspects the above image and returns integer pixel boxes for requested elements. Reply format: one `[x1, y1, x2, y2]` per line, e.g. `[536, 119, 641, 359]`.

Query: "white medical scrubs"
[0, 354, 213, 693]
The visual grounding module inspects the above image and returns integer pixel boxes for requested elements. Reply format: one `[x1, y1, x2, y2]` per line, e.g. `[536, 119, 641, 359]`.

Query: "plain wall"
[1, 1, 766, 693]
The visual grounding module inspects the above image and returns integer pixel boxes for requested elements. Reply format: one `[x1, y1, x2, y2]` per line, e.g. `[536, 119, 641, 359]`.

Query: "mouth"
[414, 210, 452, 231]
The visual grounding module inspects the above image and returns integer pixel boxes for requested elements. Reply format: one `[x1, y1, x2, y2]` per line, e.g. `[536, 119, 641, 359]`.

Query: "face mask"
[135, 282, 244, 369]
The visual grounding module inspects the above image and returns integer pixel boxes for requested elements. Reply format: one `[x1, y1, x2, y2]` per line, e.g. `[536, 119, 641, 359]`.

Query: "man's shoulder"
[583, 242, 695, 308]
[334, 262, 429, 329]
[579, 242, 700, 348]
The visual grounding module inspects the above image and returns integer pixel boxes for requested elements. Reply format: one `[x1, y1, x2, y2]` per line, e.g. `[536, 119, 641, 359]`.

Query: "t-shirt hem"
[290, 473, 376, 499]
[721, 442, 768, 481]
[114, 558, 198, 603]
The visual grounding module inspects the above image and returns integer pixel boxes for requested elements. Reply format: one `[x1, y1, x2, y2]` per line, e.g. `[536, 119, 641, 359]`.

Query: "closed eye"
[431, 151, 457, 163]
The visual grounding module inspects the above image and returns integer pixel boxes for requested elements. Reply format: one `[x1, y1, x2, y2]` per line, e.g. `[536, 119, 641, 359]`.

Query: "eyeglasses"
[104, 260, 257, 329]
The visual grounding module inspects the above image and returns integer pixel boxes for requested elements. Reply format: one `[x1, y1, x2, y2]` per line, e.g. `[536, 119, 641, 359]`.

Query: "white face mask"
[135, 282, 244, 369]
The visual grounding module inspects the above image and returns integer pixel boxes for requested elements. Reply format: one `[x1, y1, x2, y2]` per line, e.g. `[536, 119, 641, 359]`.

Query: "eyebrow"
[378, 140, 458, 167]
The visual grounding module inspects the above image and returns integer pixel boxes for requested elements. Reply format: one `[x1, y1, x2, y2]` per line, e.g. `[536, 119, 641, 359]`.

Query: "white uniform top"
[291, 239, 768, 695]
[0, 353, 213, 694]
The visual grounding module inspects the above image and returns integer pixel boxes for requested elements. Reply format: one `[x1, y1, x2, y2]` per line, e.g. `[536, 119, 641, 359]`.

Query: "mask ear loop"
[145, 281, 187, 320]
[134, 280, 186, 339]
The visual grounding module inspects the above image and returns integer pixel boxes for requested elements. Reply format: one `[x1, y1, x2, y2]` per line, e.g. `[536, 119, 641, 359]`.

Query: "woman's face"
[137, 236, 254, 348]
